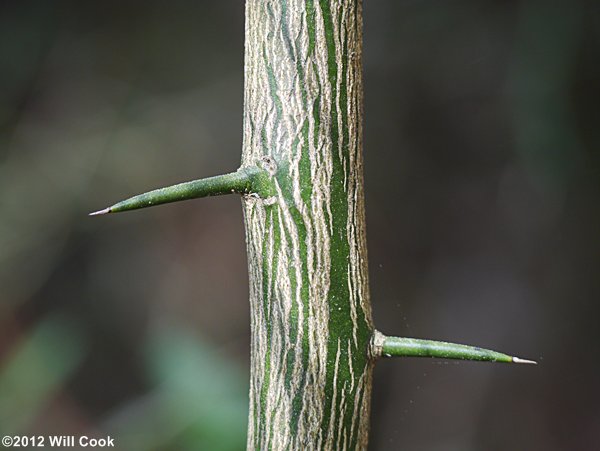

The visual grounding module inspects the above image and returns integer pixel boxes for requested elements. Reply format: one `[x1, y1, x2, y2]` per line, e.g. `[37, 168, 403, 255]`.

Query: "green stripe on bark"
[319, 1, 371, 447]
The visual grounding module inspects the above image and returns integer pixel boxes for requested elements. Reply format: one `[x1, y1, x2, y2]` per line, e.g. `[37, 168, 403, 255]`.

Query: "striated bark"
[240, 1, 373, 449]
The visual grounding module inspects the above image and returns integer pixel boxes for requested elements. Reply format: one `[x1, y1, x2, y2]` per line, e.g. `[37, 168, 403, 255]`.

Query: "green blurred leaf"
[0, 315, 86, 433]
[104, 325, 247, 451]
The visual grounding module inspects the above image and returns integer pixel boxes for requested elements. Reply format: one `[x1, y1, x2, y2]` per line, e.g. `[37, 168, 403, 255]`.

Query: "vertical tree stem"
[241, 1, 373, 449]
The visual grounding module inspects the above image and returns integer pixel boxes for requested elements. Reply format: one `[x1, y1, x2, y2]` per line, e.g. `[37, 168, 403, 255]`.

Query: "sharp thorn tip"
[512, 357, 537, 365]
[89, 208, 111, 216]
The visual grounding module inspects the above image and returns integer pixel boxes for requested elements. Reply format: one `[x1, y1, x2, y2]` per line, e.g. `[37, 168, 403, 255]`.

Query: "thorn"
[512, 357, 537, 365]
[89, 208, 111, 216]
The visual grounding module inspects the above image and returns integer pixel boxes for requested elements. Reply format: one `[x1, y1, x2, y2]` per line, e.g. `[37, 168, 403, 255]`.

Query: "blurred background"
[0, 1, 598, 450]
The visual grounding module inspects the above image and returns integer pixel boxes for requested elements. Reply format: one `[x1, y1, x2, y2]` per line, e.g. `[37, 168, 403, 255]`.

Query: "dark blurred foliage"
[0, 1, 598, 450]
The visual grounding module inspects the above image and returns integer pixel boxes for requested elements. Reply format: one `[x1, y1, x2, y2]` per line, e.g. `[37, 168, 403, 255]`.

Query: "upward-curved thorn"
[89, 167, 261, 216]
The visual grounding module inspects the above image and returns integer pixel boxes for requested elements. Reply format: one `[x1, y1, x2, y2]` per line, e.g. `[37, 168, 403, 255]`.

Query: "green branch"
[90, 166, 267, 216]
[376, 333, 536, 364]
